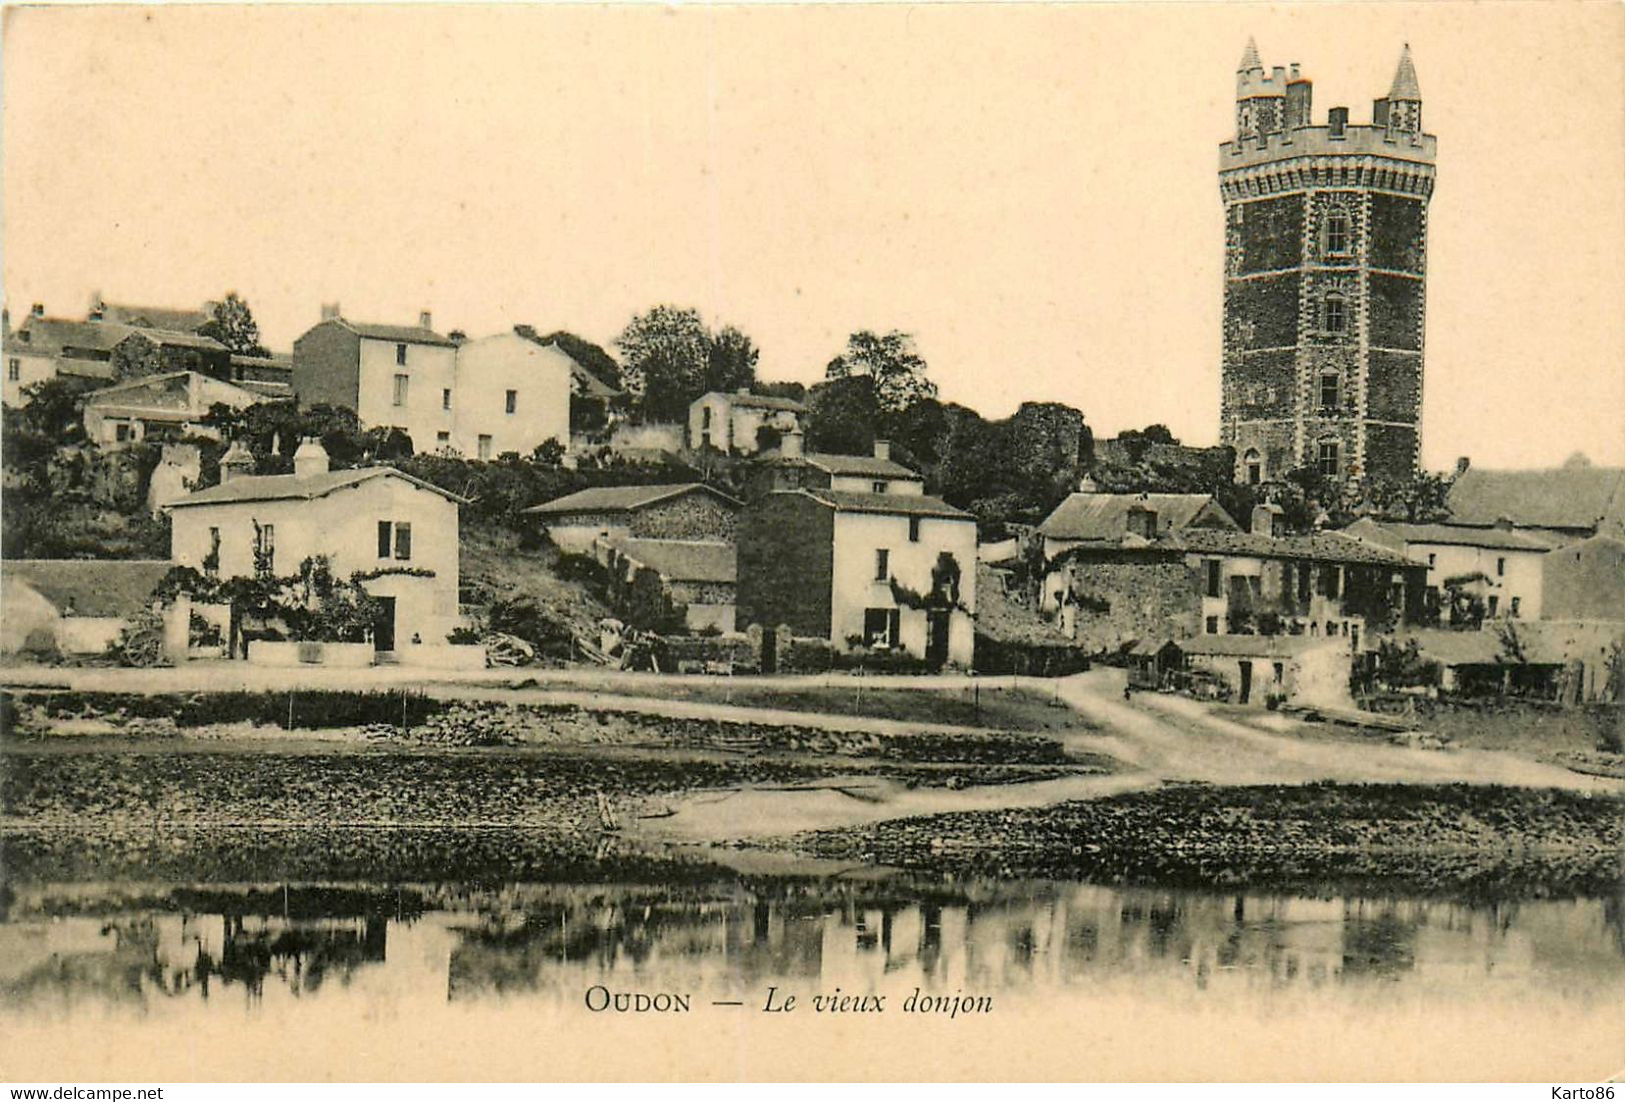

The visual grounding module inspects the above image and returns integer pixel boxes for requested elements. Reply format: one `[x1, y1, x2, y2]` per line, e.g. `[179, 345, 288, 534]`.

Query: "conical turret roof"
[1389, 44, 1421, 100]
[1238, 37, 1263, 72]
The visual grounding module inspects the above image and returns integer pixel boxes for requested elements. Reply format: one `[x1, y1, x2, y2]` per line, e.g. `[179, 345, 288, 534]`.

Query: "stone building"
[1219, 41, 1436, 486]
[524, 483, 741, 554]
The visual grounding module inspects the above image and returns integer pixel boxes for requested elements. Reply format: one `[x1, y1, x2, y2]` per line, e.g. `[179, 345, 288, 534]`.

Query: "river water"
[3, 860, 1621, 1081]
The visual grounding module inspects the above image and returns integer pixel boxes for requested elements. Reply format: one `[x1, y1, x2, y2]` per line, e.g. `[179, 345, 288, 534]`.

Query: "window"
[394, 522, 412, 561]
[1323, 292, 1347, 334]
[1510, 596, 1521, 618]
[206, 527, 221, 579]
[1298, 563, 1312, 602]
[393, 374, 409, 407]
[395, 343, 408, 366]
[1427, 552, 1436, 568]
[505, 389, 518, 415]
[863, 608, 896, 648]
[1351, 625, 1359, 650]
[874, 548, 890, 581]
[1318, 441, 1340, 477]
[377, 520, 412, 560]
[908, 516, 922, 542]
[477, 434, 493, 460]
[1496, 556, 1506, 577]
[1324, 211, 1351, 255]
[377, 521, 393, 559]
[255, 523, 275, 576]
[1244, 449, 1262, 485]
[1205, 615, 1220, 635]
[872, 480, 887, 494]
[7, 358, 18, 382]
[436, 431, 450, 448]
[115, 423, 132, 443]
[1323, 565, 1341, 599]
[1487, 595, 1500, 617]
[442, 388, 452, 411]
[1319, 371, 1340, 409]
[1205, 559, 1222, 598]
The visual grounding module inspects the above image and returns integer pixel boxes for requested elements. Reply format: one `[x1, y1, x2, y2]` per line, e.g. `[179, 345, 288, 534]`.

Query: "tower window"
[1319, 372, 1340, 410]
[1324, 211, 1351, 256]
[1244, 449, 1262, 485]
[1317, 441, 1340, 477]
[1323, 293, 1347, 334]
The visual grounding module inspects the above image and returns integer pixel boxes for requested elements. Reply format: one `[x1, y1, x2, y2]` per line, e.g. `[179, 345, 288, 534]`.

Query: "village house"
[449, 327, 619, 458]
[524, 483, 741, 555]
[0, 559, 173, 657]
[1037, 479, 1238, 562]
[2, 308, 166, 405]
[737, 479, 978, 669]
[1542, 534, 1625, 624]
[1038, 493, 1424, 655]
[87, 296, 214, 332]
[745, 432, 924, 500]
[165, 439, 467, 661]
[601, 537, 738, 633]
[688, 389, 806, 455]
[291, 306, 459, 454]
[81, 371, 268, 447]
[1342, 517, 1554, 622]
[1179, 633, 1354, 708]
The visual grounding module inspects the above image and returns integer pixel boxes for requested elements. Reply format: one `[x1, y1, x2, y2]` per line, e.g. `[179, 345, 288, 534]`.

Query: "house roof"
[525, 482, 740, 516]
[119, 327, 228, 352]
[1038, 492, 1232, 540]
[754, 447, 921, 479]
[166, 465, 468, 509]
[1172, 528, 1420, 568]
[93, 302, 212, 331]
[229, 353, 293, 372]
[802, 489, 972, 519]
[332, 318, 457, 348]
[1447, 465, 1625, 531]
[85, 371, 262, 413]
[12, 317, 132, 355]
[605, 538, 736, 584]
[700, 390, 806, 413]
[1358, 520, 1556, 553]
[3, 559, 172, 618]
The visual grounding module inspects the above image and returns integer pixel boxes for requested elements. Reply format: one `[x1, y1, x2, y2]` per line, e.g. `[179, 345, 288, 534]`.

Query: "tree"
[197, 292, 269, 356]
[825, 330, 937, 415]
[703, 325, 759, 396]
[804, 374, 879, 455]
[539, 330, 622, 393]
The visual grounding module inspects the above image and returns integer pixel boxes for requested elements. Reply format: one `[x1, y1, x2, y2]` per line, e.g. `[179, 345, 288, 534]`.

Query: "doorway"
[1238, 660, 1253, 705]
[760, 626, 777, 674]
[925, 609, 950, 669]
[372, 597, 397, 652]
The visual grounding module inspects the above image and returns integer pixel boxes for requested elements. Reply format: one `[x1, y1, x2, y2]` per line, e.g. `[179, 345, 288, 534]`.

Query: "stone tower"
[1219, 41, 1435, 487]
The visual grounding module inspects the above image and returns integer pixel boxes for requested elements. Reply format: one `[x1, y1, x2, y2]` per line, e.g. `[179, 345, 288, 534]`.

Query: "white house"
[737, 487, 979, 668]
[688, 389, 806, 455]
[165, 439, 467, 657]
[449, 330, 575, 458]
[82, 371, 267, 447]
[1342, 518, 1554, 621]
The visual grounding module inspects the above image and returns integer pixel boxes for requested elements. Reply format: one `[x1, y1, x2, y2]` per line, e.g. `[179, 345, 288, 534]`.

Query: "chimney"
[1126, 504, 1158, 540]
[873, 439, 891, 462]
[1077, 474, 1099, 494]
[419, 310, 433, 330]
[1328, 106, 1348, 137]
[293, 436, 331, 478]
[1252, 502, 1286, 538]
[781, 428, 804, 459]
[31, 302, 45, 318]
[448, 329, 468, 345]
[220, 440, 256, 482]
[320, 302, 341, 321]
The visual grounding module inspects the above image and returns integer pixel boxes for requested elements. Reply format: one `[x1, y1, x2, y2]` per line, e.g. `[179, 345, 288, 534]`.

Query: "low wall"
[396, 643, 488, 670]
[247, 641, 376, 668]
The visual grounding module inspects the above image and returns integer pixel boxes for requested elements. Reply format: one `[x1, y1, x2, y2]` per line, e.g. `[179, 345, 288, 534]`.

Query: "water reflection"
[3, 879, 1621, 1015]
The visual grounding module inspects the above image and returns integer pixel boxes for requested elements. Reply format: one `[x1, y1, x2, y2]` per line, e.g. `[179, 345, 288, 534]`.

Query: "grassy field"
[583, 682, 1089, 733]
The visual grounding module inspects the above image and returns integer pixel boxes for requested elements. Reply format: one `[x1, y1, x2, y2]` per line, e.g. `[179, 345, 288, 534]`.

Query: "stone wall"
[632, 492, 738, 542]
[1049, 551, 1202, 653]
[736, 494, 834, 638]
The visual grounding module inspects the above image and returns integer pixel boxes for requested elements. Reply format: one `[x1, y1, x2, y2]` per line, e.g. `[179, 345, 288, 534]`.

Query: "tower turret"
[1235, 38, 1287, 144]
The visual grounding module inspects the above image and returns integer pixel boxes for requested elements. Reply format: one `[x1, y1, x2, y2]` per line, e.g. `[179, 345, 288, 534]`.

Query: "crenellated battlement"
[1220, 124, 1437, 175]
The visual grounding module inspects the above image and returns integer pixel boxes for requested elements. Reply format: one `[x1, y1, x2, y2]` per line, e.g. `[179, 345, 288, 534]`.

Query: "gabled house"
[449, 326, 622, 458]
[291, 306, 458, 453]
[165, 439, 467, 657]
[746, 432, 925, 499]
[4, 304, 237, 405]
[88, 297, 215, 333]
[1037, 480, 1239, 561]
[602, 537, 738, 633]
[82, 371, 268, 447]
[688, 389, 806, 455]
[737, 485, 978, 669]
[1342, 517, 1555, 622]
[1445, 459, 1625, 542]
[524, 483, 741, 554]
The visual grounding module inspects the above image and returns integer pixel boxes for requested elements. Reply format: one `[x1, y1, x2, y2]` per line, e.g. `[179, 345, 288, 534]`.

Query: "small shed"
[1127, 638, 1184, 689]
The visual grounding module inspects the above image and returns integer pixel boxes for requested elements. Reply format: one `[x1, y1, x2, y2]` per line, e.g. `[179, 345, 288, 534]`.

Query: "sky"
[3, 2, 1621, 470]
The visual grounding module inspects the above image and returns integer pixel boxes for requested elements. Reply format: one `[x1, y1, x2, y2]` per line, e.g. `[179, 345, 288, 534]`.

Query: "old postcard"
[1, 1, 1621, 1085]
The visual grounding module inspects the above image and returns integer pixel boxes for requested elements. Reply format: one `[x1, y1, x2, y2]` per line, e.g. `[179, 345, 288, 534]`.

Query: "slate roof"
[1172, 528, 1421, 568]
[11, 317, 131, 355]
[701, 390, 806, 413]
[754, 447, 921, 480]
[1038, 492, 1233, 540]
[605, 538, 736, 584]
[1365, 521, 1556, 553]
[337, 319, 457, 348]
[229, 353, 293, 373]
[802, 489, 972, 520]
[166, 466, 468, 509]
[1389, 44, 1422, 100]
[1446, 466, 1625, 532]
[3, 559, 172, 618]
[94, 302, 212, 332]
[525, 483, 740, 516]
[118, 327, 228, 352]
